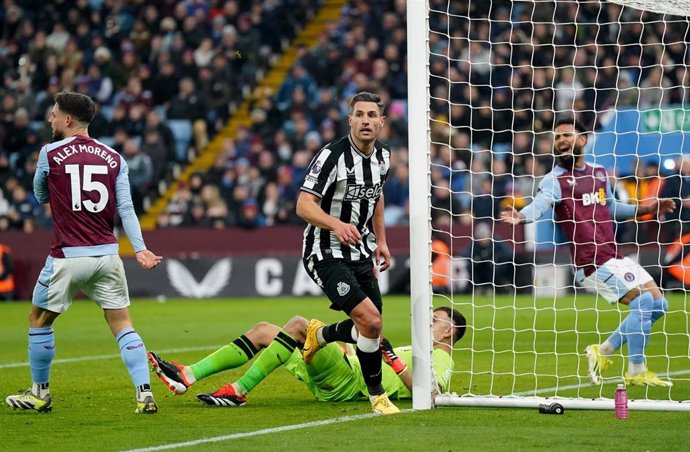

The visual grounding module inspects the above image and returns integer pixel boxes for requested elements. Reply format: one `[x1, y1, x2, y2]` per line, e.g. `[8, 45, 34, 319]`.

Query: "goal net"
[407, 0, 690, 411]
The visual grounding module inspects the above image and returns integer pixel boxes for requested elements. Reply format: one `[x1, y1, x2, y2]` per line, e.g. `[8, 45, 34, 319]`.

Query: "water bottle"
[615, 384, 628, 419]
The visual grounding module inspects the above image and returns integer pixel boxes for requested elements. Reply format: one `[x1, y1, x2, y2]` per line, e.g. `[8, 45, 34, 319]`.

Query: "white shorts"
[33, 255, 130, 313]
[575, 256, 653, 304]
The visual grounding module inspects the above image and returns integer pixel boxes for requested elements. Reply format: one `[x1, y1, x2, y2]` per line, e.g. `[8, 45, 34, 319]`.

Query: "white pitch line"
[0, 345, 222, 369]
[121, 410, 414, 452]
[513, 369, 690, 396]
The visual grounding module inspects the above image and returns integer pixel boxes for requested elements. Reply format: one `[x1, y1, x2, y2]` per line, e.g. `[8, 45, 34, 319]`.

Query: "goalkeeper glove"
[380, 337, 408, 375]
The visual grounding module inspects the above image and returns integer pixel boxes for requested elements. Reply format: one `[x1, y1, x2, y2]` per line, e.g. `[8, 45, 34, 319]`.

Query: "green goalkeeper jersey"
[284, 344, 454, 402]
[377, 346, 454, 399]
[345, 346, 454, 399]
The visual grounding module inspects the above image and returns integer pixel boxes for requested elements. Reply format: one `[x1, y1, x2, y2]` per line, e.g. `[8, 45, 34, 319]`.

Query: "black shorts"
[303, 256, 383, 315]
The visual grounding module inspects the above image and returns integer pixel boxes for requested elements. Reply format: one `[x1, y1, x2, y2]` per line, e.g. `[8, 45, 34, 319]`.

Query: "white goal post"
[408, 0, 690, 411]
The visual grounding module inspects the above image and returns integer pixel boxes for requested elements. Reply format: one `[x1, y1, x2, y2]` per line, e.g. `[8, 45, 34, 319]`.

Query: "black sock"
[322, 319, 356, 344]
[356, 347, 384, 396]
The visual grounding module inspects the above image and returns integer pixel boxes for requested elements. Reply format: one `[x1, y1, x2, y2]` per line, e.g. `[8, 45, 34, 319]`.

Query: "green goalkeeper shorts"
[284, 343, 365, 402]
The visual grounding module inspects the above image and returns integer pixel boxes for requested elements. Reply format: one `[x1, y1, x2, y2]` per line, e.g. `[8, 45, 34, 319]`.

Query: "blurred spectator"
[141, 128, 170, 184]
[123, 137, 153, 214]
[471, 177, 496, 222]
[7, 183, 37, 232]
[16, 151, 38, 191]
[167, 77, 209, 151]
[461, 222, 512, 294]
[35, 77, 62, 121]
[638, 65, 672, 108]
[661, 155, 690, 242]
[198, 66, 232, 128]
[0, 0, 318, 231]
[276, 63, 318, 112]
[3, 0, 686, 236]
[511, 154, 545, 210]
[237, 199, 265, 230]
[144, 109, 175, 160]
[431, 178, 460, 227]
[161, 182, 193, 227]
[200, 183, 230, 229]
[431, 232, 452, 294]
[88, 100, 113, 138]
[0, 152, 10, 189]
[150, 60, 177, 105]
[384, 161, 409, 225]
[94, 46, 125, 91]
[555, 66, 584, 113]
[3, 107, 31, 170]
[0, 242, 13, 301]
[635, 159, 664, 222]
[114, 76, 153, 114]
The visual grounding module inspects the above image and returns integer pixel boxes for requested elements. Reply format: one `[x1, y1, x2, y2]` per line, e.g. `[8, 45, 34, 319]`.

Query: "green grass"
[1, 295, 689, 451]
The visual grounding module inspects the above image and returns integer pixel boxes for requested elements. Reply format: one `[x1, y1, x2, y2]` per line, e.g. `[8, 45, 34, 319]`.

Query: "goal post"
[407, 0, 435, 411]
[408, 0, 690, 411]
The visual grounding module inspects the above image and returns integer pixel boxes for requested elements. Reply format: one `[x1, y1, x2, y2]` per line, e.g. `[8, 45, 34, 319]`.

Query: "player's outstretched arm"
[637, 198, 676, 218]
[136, 249, 162, 270]
[504, 173, 559, 225]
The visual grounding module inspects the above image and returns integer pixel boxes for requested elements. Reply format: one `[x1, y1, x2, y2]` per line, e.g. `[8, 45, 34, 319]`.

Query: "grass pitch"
[1, 295, 689, 451]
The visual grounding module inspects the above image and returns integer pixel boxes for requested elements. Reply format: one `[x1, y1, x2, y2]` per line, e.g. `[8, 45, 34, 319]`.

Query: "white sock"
[182, 366, 197, 384]
[628, 362, 645, 376]
[232, 382, 246, 396]
[356, 335, 380, 353]
[316, 327, 326, 346]
[599, 341, 615, 356]
[351, 325, 359, 342]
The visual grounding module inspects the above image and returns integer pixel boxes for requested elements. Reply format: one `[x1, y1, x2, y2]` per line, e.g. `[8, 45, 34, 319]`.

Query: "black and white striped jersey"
[300, 134, 391, 261]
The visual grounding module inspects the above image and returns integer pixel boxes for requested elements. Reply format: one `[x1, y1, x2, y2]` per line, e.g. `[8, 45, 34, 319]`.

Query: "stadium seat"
[166, 119, 193, 162]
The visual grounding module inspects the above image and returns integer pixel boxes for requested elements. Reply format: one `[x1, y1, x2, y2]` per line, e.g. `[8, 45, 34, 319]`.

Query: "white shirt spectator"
[555, 67, 584, 112]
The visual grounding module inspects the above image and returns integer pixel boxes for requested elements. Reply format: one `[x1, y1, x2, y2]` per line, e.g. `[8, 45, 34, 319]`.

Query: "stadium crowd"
[0, 0, 688, 237]
[0, 0, 316, 231]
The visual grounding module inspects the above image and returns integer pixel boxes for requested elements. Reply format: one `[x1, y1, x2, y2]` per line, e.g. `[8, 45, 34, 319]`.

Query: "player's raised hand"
[334, 221, 361, 246]
[136, 249, 163, 270]
[500, 206, 525, 225]
[655, 198, 676, 215]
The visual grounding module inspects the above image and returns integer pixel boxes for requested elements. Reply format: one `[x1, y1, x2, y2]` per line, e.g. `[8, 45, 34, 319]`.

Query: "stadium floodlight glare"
[408, 0, 690, 411]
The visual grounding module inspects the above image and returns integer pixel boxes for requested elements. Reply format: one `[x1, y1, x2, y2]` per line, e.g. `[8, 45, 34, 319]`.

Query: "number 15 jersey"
[34, 135, 145, 258]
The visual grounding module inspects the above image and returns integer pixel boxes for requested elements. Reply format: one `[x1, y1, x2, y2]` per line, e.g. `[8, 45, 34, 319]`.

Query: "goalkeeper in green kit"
[148, 306, 465, 407]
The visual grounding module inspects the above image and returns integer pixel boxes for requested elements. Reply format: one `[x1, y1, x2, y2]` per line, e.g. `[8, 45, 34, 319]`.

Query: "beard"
[52, 129, 64, 141]
[556, 146, 582, 169]
[557, 153, 574, 168]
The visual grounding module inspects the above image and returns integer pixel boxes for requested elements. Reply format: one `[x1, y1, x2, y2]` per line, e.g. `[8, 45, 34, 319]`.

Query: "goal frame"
[406, 0, 690, 412]
[407, 0, 435, 411]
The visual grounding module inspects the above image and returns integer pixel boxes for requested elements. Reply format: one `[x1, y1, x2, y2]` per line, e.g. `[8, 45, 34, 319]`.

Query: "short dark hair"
[349, 91, 384, 115]
[554, 114, 587, 134]
[54, 91, 96, 125]
[434, 306, 467, 344]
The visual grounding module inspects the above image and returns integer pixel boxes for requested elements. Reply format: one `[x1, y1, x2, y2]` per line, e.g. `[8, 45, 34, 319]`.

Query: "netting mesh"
[423, 0, 690, 407]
